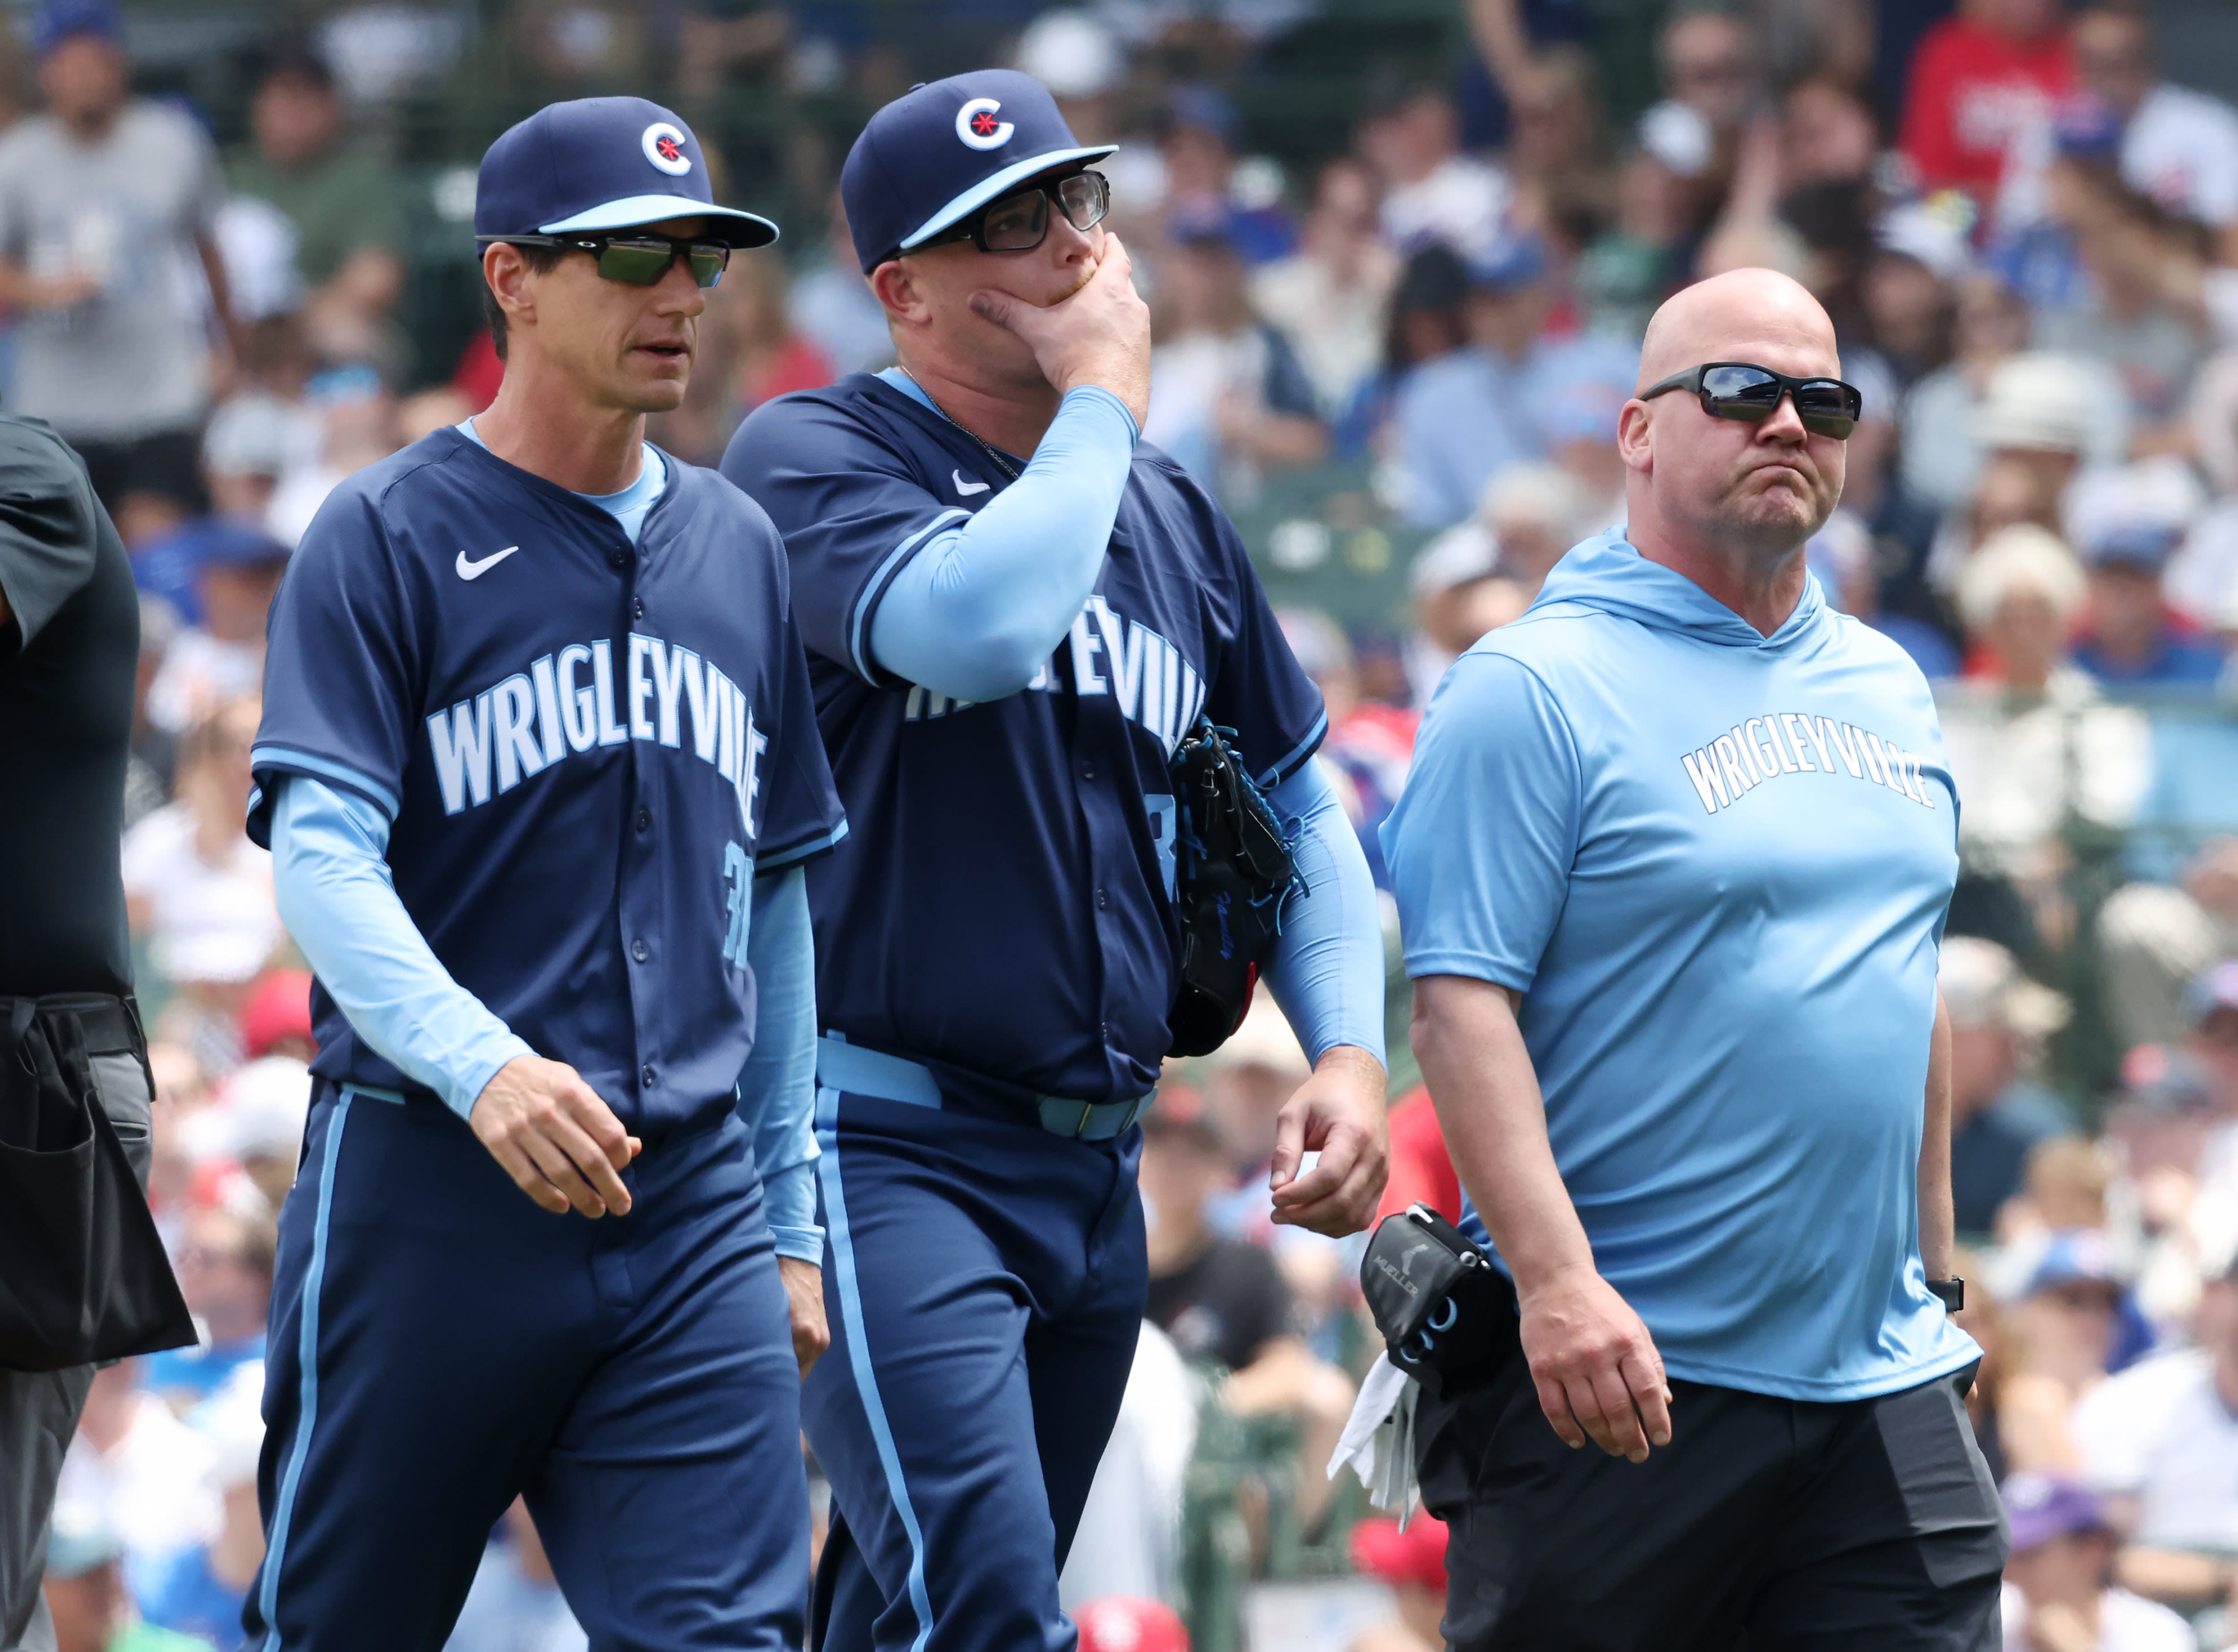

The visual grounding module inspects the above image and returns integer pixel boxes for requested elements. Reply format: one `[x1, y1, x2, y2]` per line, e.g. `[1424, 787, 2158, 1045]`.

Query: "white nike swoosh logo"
[456, 545, 520, 580]
[952, 469, 990, 496]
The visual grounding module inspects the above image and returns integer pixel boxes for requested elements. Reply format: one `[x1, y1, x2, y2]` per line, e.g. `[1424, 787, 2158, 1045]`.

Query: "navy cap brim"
[894, 143, 1117, 253]
[540, 195, 779, 248]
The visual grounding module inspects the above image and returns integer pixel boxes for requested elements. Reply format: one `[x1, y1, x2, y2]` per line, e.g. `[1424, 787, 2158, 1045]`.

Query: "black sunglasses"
[477, 232, 731, 289]
[1639, 361, 1863, 440]
[907, 170, 1111, 259]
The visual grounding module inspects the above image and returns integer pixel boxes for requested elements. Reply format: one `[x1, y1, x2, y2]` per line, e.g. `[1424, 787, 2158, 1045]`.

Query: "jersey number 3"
[721, 840, 751, 967]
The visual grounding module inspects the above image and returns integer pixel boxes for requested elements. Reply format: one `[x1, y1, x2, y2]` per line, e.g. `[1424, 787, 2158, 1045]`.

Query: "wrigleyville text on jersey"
[426, 633, 765, 829]
[903, 593, 1210, 754]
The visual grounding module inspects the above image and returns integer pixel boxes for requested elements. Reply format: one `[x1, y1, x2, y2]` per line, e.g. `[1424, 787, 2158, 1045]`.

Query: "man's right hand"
[471, 1056, 641, 1218]
[968, 232, 1151, 431]
[1517, 1264, 1674, 1463]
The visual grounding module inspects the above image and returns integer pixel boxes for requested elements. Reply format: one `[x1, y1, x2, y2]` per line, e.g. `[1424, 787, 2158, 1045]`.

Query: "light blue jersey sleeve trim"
[847, 511, 969, 685]
[756, 818, 850, 875]
[865, 385, 1139, 703]
[1256, 708, 1330, 789]
[270, 775, 532, 1118]
[738, 866, 822, 1264]
[250, 745, 400, 820]
[1260, 760, 1386, 1066]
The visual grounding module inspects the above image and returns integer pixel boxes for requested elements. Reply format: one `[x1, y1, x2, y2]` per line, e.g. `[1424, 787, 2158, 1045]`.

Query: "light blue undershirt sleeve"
[736, 865, 822, 1264]
[270, 775, 533, 1118]
[1259, 760, 1386, 1067]
[867, 378, 1139, 702]
[457, 418, 669, 544]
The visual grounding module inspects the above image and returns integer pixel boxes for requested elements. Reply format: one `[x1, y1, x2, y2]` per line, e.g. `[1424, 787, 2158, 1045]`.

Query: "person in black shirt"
[0, 412, 162, 1652]
[1140, 1088, 1358, 1529]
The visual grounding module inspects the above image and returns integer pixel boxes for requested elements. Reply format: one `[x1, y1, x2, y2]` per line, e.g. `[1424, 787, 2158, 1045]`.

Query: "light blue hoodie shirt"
[1383, 528, 1980, 1401]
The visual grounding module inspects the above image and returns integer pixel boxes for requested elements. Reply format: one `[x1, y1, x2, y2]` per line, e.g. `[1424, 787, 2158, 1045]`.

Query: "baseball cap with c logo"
[840, 69, 1116, 272]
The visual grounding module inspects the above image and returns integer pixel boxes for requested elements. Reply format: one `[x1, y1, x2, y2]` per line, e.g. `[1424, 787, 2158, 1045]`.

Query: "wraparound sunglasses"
[1639, 361, 1863, 440]
[477, 232, 731, 289]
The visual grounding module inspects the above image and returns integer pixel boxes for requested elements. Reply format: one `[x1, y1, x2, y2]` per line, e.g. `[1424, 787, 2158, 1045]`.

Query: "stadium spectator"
[143, 1205, 275, 1410]
[1998, 1471, 2193, 1652]
[1358, 82, 1509, 261]
[1900, 0, 2074, 205]
[1157, 87, 1294, 266]
[2070, 4, 2238, 234]
[1138, 1086, 1353, 1529]
[1900, 275, 2037, 515]
[786, 186, 894, 378]
[185, 1051, 310, 1211]
[53, 1363, 217, 1566]
[1250, 158, 1398, 421]
[0, 0, 233, 539]
[140, 530, 288, 734]
[39, 1505, 205, 1652]
[1344, 1514, 1447, 1652]
[1572, 146, 1688, 341]
[1782, 75, 1882, 193]
[1807, 509, 1962, 679]
[1390, 238, 1553, 530]
[1057, 1325, 1196, 1611]
[1276, 609, 1413, 889]
[120, 698, 281, 1040]
[1141, 220, 1325, 505]
[1403, 519, 1529, 705]
[262, 369, 399, 547]
[2067, 472, 2226, 687]
[1479, 459, 1587, 597]
[2074, 1255, 2238, 1612]
[1634, 8, 1759, 196]
[1501, 44, 1616, 252]
[227, 44, 405, 369]
[1333, 241, 1468, 459]
[137, 1372, 264, 1646]
[2098, 843, 2238, 1052]
[1941, 936, 2075, 1240]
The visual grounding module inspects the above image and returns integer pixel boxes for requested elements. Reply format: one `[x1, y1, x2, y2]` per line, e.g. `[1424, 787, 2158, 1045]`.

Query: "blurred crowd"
[22, 0, 2238, 1647]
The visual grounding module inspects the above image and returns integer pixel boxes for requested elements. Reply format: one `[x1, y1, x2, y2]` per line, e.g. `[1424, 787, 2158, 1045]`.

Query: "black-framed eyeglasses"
[908, 170, 1111, 259]
[476, 232, 731, 289]
[1639, 361, 1863, 440]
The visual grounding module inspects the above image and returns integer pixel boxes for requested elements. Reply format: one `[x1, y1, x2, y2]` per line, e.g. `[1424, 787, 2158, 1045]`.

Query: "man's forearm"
[1919, 991, 1955, 1281]
[1411, 973, 1592, 1289]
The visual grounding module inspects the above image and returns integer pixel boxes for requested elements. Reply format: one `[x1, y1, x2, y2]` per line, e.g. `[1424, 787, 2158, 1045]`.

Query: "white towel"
[1327, 1353, 1423, 1527]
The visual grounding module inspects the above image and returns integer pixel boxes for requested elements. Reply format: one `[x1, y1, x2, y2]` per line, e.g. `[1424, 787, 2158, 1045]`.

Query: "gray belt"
[814, 1035, 1151, 1142]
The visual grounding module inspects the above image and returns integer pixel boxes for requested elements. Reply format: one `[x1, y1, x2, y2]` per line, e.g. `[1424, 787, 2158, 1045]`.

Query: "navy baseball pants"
[804, 1071, 1146, 1652]
[247, 1083, 810, 1652]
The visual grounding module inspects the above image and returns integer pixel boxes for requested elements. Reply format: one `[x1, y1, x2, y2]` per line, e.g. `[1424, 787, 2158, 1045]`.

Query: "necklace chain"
[897, 366, 1021, 483]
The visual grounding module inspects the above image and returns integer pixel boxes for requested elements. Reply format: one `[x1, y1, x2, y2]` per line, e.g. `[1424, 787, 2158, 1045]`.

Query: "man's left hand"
[1267, 1045, 1388, 1236]
[777, 1256, 830, 1378]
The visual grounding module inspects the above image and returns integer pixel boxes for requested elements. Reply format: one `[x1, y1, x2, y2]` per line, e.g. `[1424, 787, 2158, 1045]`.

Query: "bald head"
[1637, 269, 1839, 391]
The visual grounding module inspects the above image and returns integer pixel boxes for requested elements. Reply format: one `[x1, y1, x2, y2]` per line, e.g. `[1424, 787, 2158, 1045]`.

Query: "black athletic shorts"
[1415, 1342, 2007, 1651]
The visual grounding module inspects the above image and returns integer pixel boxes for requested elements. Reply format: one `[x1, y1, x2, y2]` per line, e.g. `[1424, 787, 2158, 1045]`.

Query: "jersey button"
[609, 550, 631, 570]
[1096, 887, 1109, 910]
[632, 597, 645, 620]
[1080, 760, 1095, 780]
[641, 1064, 656, 1088]
[635, 807, 652, 834]
[632, 938, 650, 963]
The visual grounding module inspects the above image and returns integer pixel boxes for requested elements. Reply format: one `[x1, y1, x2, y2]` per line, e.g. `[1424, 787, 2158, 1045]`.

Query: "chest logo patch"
[455, 545, 520, 581]
[952, 469, 990, 496]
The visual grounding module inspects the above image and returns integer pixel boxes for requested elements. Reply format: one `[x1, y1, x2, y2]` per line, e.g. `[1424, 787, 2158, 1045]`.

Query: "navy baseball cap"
[840, 69, 1117, 273]
[476, 97, 777, 250]
[32, 0, 120, 55]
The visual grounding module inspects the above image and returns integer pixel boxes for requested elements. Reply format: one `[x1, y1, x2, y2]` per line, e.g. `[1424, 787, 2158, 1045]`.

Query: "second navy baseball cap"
[476, 97, 778, 250]
[841, 69, 1117, 272]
